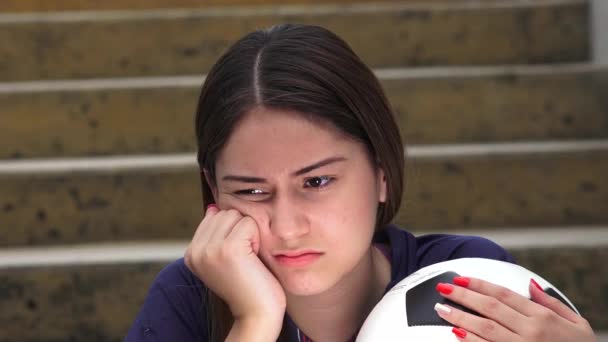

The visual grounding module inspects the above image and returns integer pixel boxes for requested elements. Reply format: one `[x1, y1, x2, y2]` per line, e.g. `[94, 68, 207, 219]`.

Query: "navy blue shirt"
[125, 225, 515, 341]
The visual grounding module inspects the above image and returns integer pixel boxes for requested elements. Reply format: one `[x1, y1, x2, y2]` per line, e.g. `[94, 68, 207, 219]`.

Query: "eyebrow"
[221, 156, 347, 183]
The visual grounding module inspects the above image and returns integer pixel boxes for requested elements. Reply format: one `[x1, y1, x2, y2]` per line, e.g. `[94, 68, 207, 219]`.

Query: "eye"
[234, 189, 267, 196]
[304, 176, 334, 189]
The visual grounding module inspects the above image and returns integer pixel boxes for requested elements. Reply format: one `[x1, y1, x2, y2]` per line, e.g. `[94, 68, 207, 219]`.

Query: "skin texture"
[434, 277, 597, 342]
[185, 107, 391, 341]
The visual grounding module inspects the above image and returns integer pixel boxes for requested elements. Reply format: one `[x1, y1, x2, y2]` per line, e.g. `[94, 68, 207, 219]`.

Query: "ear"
[377, 168, 387, 203]
[202, 169, 219, 201]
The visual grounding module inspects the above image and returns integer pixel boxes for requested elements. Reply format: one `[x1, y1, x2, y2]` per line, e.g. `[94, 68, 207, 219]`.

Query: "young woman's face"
[212, 107, 387, 296]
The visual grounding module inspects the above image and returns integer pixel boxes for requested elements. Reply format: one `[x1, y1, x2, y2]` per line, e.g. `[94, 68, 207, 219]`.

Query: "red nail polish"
[453, 276, 470, 287]
[530, 278, 544, 292]
[452, 327, 467, 339]
[436, 283, 454, 295]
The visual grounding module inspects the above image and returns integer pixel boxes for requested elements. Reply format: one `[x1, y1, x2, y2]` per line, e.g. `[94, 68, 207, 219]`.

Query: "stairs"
[0, 1, 589, 81]
[0, 0, 606, 341]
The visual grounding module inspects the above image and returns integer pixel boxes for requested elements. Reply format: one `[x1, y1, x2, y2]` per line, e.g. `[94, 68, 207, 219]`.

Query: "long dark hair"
[195, 24, 405, 341]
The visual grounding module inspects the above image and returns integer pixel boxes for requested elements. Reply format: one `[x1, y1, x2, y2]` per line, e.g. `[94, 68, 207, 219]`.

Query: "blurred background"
[0, 0, 607, 341]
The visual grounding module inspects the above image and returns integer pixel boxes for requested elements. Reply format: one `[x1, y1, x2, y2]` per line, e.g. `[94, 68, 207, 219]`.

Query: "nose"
[268, 194, 309, 241]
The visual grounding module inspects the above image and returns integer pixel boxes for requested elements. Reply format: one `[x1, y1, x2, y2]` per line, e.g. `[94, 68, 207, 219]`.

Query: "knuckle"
[580, 317, 592, 327]
[495, 288, 513, 302]
[184, 247, 205, 272]
[184, 245, 197, 261]
[537, 307, 557, 323]
[218, 243, 236, 259]
[481, 297, 501, 313]
[526, 325, 548, 340]
[225, 209, 242, 220]
[241, 215, 254, 222]
[204, 245, 220, 260]
[479, 320, 498, 336]
[450, 309, 466, 327]
[579, 317, 595, 334]
[239, 215, 256, 226]
[527, 310, 558, 339]
[183, 250, 192, 266]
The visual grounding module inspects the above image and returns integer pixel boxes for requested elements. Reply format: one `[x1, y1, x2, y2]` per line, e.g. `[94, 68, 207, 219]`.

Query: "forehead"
[215, 108, 365, 175]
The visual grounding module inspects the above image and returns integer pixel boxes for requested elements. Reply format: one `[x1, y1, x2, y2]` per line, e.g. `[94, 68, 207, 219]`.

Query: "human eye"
[303, 176, 335, 189]
[233, 188, 267, 196]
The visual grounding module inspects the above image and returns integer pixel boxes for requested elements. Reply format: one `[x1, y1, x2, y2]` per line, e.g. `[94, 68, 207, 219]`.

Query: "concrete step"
[0, 0, 447, 12]
[2, 64, 607, 159]
[398, 140, 608, 231]
[0, 0, 589, 81]
[0, 140, 606, 247]
[0, 228, 605, 341]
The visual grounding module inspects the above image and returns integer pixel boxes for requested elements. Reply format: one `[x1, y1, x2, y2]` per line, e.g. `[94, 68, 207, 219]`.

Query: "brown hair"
[195, 24, 405, 341]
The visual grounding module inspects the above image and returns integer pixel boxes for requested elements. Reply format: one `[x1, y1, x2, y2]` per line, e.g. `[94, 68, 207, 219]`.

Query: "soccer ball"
[356, 258, 579, 341]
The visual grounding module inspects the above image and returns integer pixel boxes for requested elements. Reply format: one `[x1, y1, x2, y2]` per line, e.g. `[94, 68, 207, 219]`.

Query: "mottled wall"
[592, 0, 608, 64]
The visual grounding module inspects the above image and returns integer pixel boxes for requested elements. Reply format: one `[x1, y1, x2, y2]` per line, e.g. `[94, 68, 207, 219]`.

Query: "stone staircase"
[0, 0, 607, 341]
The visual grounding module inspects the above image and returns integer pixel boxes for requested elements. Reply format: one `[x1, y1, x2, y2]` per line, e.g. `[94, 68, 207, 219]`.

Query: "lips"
[274, 251, 323, 267]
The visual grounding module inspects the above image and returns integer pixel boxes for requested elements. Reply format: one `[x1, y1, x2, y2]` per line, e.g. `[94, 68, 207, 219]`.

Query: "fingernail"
[206, 204, 218, 210]
[436, 283, 454, 295]
[452, 327, 467, 339]
[453, 276, 470, 287]
[434, 303, 451, 315]
[530, 278, 544, 292]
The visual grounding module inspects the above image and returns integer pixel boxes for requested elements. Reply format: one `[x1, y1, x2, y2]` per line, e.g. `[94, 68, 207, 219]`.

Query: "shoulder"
[381, 225, 516, 286]
[155, 257, 204, 288]
[143, 257, 207, 303]
[415, 233, 516, 267]
[125, 258, 208, 341]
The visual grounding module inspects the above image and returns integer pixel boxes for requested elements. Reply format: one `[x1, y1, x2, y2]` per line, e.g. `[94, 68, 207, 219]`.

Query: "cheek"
[336, 178, 380, 220]
[312, 189, 378, 238]
[215, 196, 270, 230]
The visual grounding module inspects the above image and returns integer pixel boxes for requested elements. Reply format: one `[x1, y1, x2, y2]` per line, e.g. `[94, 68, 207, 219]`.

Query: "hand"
[184, 206, 286, 332]
[433, 277, 597, 342]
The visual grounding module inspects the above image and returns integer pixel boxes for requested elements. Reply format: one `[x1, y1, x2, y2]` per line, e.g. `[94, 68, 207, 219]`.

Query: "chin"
[277, 273, 327, 296]
[279, 271, 341, 297]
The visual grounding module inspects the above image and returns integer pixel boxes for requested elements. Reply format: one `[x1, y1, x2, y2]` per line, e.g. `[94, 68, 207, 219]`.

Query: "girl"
[125, 24, 596, 341]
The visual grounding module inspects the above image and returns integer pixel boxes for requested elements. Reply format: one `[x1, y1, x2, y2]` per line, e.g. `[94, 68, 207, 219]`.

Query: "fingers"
[206, 209, 245, 244]
[436, 281, 529, 334]
[451, 277, 540, 317]
[186, 205, 220, 271]
[455, 277, 581, 324]
[450, 326, 489, 342]
[185, 206, 253, 273]
[226, 216, 261, 255]
[529, 279, 581, 324]
[435, 276, 594, 342]
[183, 205, 286, 325]
[190, 204, 220, 244]
[189, 206, 260, 256]
[435, 302, 515, 341]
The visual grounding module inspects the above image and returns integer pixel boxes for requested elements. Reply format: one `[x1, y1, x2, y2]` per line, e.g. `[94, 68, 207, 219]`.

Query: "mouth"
[274, 251, 323, 267]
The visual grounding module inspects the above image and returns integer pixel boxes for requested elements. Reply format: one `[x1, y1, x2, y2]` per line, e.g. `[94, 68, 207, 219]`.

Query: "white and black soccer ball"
[356, 258, 579, 341]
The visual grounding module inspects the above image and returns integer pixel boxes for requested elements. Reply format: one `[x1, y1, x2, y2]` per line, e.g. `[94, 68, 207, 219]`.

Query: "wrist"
[227, 316, 283, 342]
